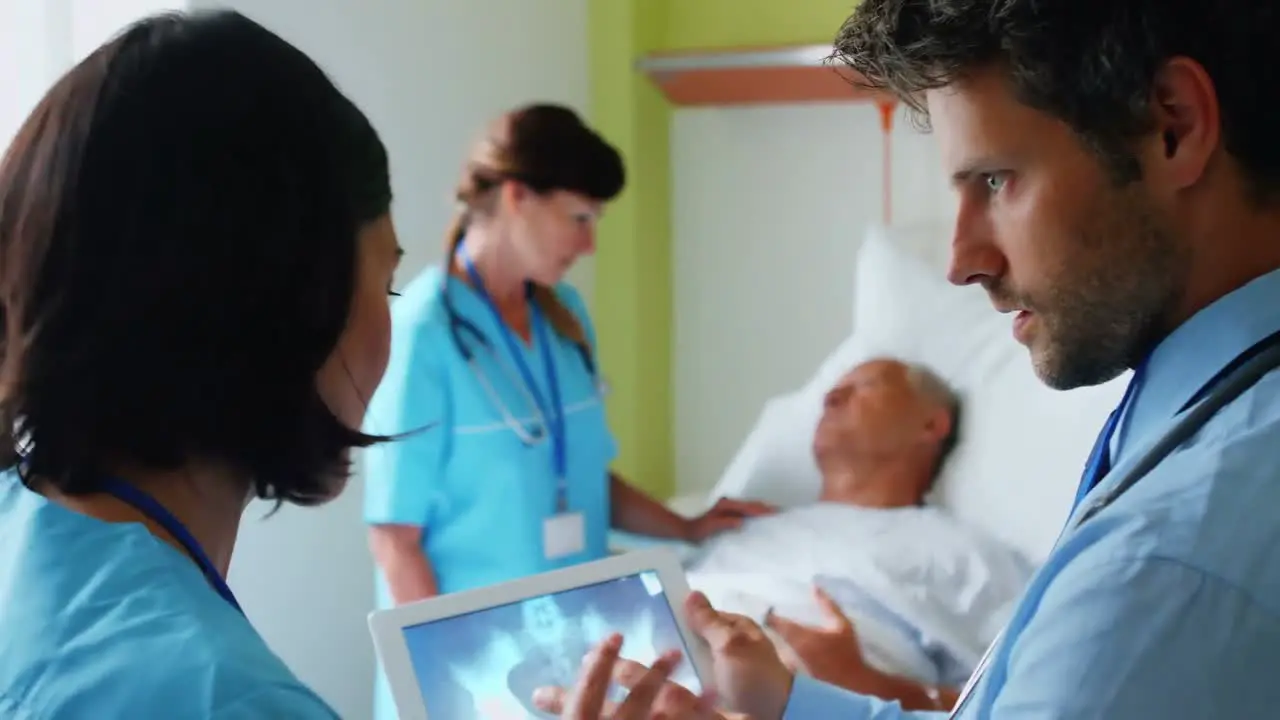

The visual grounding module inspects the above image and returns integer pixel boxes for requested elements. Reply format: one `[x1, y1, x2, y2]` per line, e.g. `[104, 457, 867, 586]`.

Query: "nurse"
[362, 103, 771, 718]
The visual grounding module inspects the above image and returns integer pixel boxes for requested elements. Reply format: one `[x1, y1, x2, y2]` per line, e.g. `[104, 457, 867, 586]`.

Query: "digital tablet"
[368, 548, 713, 720]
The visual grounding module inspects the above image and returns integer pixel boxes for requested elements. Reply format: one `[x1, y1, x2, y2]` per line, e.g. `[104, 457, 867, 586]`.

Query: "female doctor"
[362, 103, 771, 718]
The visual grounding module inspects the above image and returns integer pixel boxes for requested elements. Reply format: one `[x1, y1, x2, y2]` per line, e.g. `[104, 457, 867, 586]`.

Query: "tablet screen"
[401, 570, 699, 719]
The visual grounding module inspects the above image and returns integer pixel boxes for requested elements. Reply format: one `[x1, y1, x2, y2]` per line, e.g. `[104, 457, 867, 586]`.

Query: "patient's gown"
[684, 502, 1035, 686]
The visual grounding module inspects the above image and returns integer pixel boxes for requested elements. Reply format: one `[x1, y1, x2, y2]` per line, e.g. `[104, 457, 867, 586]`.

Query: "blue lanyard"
[99, 477, 244, 614]
[459, 244, 569, 512]
[1071, 362, 1146, 513]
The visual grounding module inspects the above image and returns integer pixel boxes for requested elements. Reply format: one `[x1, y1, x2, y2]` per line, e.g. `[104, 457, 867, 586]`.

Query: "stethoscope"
[450, 313, 556, 446]
[946, 325, 1280, 717]
[441, 245, 599, 448]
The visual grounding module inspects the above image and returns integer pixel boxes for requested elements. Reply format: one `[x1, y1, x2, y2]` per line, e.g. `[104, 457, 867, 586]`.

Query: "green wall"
[587, 1, 857, 499]
[587, 2, 673, 498]
[661, 0, 859, 50]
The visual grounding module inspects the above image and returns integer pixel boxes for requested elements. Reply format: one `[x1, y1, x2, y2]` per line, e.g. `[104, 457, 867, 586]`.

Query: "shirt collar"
[1116, 266, 1280, 462]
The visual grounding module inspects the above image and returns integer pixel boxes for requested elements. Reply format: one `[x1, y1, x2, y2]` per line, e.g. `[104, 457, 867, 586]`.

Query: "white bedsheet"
[684, 503, 1034, 685]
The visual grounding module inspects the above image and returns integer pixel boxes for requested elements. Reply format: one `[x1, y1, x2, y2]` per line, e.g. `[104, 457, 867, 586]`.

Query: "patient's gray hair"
[903, 362, 962, 483]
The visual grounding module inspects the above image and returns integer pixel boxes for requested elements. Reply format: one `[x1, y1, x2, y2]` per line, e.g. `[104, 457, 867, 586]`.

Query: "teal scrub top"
[363, 265, 617, 591]
[362, 266, 618, 719]
[0, 471, 337, 719]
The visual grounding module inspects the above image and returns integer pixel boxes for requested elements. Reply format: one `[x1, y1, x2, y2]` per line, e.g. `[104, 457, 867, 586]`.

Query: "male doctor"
[536, 0, 1280, 717]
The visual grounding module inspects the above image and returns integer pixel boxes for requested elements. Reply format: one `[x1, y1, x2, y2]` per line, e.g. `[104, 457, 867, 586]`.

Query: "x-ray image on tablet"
[368, 549, 710, 720]
[400, 570, 698, 720]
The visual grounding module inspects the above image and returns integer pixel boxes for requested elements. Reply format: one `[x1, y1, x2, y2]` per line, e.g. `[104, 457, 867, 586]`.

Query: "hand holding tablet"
[367, 547, 793, 719]
[368, 548, 717, 719]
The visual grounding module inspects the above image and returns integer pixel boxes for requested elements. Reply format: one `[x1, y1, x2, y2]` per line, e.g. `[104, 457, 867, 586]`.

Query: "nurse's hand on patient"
[532, 634, 724, 719]
[764, 585, 867, 689]
[684, 497, 777, 543]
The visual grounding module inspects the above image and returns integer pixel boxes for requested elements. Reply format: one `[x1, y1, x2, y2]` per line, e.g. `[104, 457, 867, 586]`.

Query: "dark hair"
[444, 104, 625, 359]
[0, 10, 393, 504]
[832, 0, 1280, 199]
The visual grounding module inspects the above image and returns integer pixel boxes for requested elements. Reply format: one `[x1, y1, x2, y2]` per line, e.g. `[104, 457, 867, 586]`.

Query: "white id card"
[543, 512, 585, 559]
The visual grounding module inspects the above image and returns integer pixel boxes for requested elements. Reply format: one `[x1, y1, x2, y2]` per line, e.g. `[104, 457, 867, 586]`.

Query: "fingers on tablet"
[564, 633, 623, 717]
[613, 650, 683, 719]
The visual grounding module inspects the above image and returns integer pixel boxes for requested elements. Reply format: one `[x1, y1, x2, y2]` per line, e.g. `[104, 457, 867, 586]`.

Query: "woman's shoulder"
[0, 643, 334, 719]
[209, 686, 340, 719]
[386, 265, 460, 360]
[0, 490, 334, 718]
[0, 581, 333, 717]
[391, 264, 450, 326]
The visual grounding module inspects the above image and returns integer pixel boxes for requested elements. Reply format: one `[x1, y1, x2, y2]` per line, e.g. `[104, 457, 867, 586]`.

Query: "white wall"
[2, 1, 186, 146]
[0, 0, 68, 147]
[4, 1, 590, 718]
[69, 0, 186, 58]
[672, 103, 957, 497]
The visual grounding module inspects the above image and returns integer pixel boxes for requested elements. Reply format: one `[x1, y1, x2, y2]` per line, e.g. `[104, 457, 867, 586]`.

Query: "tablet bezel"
[368, 547, 713, 720]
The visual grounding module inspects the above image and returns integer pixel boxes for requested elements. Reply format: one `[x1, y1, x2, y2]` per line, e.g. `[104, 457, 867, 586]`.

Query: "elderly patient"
[685, 358, 1033, 707]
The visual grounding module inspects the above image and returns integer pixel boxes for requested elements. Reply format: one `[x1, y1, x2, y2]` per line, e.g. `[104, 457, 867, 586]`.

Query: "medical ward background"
[0, 1, 1129, 717]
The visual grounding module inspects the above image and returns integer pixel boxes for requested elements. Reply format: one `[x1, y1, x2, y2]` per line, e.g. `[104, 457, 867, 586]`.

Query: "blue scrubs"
[0, 472, 337, 718]
[362, 265, 618, 719]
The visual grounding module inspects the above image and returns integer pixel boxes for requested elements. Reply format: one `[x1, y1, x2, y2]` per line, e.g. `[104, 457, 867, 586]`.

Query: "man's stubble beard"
[1026, 185, 1189, 390]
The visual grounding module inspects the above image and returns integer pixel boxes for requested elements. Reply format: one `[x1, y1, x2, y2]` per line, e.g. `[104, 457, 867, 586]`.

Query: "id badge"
[543, 512, 585, 560]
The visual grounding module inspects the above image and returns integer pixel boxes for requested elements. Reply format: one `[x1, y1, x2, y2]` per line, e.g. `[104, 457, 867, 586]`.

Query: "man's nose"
[578, 228, 596, 256]
[946, 203, 1005, 287]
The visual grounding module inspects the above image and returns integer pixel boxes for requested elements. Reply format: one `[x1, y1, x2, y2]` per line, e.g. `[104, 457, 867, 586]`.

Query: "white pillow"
[711, 223, 1128, 560]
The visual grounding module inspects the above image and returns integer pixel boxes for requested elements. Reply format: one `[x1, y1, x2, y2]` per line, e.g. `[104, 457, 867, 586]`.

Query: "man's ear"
[922, 406, 952, 443]
[1144, 56, 1220, 194]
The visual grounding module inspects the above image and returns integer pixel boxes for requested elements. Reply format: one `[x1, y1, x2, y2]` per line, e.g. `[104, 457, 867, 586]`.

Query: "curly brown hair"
[832, 0, 1280, 200]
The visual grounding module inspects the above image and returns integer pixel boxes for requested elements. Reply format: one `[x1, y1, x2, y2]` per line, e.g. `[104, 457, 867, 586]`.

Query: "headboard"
[709, 223, 1128, 560]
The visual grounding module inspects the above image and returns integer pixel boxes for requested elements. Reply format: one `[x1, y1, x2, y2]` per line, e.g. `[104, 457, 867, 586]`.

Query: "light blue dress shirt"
[783, 267, 1280, 718]
[362, 266, 618, 720]
[0, 472, 337, 718]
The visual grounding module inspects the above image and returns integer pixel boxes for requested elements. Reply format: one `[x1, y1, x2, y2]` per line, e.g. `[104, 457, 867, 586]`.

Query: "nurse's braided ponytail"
[444, 104, 626, 368]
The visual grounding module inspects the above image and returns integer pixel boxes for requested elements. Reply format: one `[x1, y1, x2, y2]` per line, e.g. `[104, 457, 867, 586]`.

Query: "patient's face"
[927, 69, 1188, 390]
[815, 360, 932, 456]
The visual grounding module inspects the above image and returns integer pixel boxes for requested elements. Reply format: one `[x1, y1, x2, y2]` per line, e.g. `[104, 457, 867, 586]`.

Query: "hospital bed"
[611, 222, 1129, 685]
